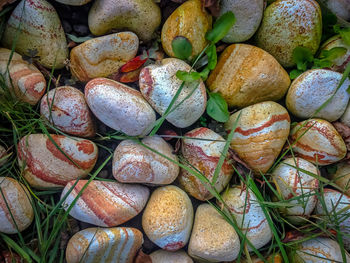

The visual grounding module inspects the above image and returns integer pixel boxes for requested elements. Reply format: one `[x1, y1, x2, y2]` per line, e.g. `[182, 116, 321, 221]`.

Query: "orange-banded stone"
[206, 44, 290, 108]
[85, 78, 156, 136]
[0, 48, 46, 105]
[17, 134, 98, 188]
[70, 32, 139, 82]
[188, 204, 240, 262]
[272, 157, 319, 224]
[0, 177, 34, 234]
[66, 227, 143, 263]
[2, 0, 68, 68]
[150, 249, 193, 263]
[220, 186, 272, 251]
[142, 185, 193, 251]
[225, 101, 290, 174]
[294, 237, 350, 262]
[178, 127, 234, 201]
[40, 86, 96, 138]
[62, 180, 149, 227]
[161, 0, 212, 59]
[289, 119, 346, 165]
[112, 136, 179, 185]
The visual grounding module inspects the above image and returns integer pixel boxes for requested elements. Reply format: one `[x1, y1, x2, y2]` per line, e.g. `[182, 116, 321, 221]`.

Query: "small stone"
[150, 250, 193, 263]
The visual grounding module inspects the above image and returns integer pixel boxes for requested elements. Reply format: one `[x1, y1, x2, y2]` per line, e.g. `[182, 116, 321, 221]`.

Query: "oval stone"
[220, 0, 264, 43]
[85, 78, 156, 136]
[256, 0, 322, 67]
[88, 0, 161, 42]
[272, 157, 319, 224]
[66, 227, 143, 263]
[17, 134, 98, 188]
[70, 32, 139, 82]
[40, 86, 96, 138]
[142, 185, 193, 251]
[206, 44, 290, 108]
[289, 119, 347, 165]
[0, 177, 34, 234]
[286, 69, 350, 122]
[112, 136, 179, 185]
[188, 203, 240, 262]
[331, 162, 350, 196]
[61, 180, 150, 227]
[225, 101, 290, 174]
[0, 48, 46, 105]
[220, 186, 272, 251]
[161, 0, 212, 59]
[178, 127, 234, 201]
[150, 250, 193, 263]
[2, 0, 68, 68]
[139, 58, 207, 128]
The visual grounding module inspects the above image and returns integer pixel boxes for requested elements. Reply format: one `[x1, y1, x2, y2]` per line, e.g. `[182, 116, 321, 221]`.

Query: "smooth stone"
[2, 0, 68, 68]
[220, 0, 264, 43]
[139, 58, 206, 128]
[286, 69, 350, 122]
[55, 0, 92, 5]
[225, 101, 290, 174]
[142, 185, 193, 251]
[88, 0, 161, 42]
[85, 78, 156, 136]
[0, 48, 46, 105]
[256, 0, 322, 67]
[320, 35, 350, 73]
[206, 44, 290, 108]
[188, 204, 240, 262]
[150, 250, 193, 263]
[178, 127, 234, 201]
[323, 0, 350, 21]
[61, 180, 150, 227]
[17, 134, 98, 188]
[272, 157, 319, 224]
[66, 227, 143, 263]
[0, 177, 34, 234]
[161, 0, 212, 59]
[40, 86, 96, 137]
[220, 186, 272, 251]
[289, 119, 347, 165]
[70, 32, 139, 82]
[112, 136, 179, 185]
[341, 101, 350, 126]
[331, 162, 350, 196]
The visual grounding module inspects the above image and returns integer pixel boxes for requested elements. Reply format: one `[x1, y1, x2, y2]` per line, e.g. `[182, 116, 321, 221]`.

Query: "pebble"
[17, 134, 98, 188]
[149, 249, 193, 263]
[61, 180, 150, 227]
[331, 162, 350, 196]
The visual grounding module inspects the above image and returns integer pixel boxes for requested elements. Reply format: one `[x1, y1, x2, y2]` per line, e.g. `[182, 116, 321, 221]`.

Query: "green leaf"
[312, 58, 333, 69]
[206, 11, 236, 44]
[206, 92, 229, 122]
[289, 69, 303, 80]
[292, 46, 314, 71]
[171, 36, 193, 60]
[339, 27, 350, 46]
[66, 33, 93, 43]
[176, 70, 201, 82]
[199, 67, 210, 81]
[205, 44, 217, 70]
[320, 47, 347, 60]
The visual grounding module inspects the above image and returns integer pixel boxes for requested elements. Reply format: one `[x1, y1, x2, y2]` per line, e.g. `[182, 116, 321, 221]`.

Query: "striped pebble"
[17, 134, 98, 188]
[85, 78, 156, 136]
[178, 127, 234, 200]
[315, 189, 350, 250]
[188, 203, 240, 262]
[40, 86, 96, 137]
[66, 227, 143, 263]
[0, 48, 46, 105]
[272, 157, 319, 224]
[150, 249, 193, 263]
[70, 32, 138, 82]
[220, 186, 272, 251]
[62, 180, 149, 227]
[289, 119, 346, 165]
[225, 101, 290, 174]
[0, 177, 34, 234]
[142, 185, 193, 251]
[112, 136, 179, 185]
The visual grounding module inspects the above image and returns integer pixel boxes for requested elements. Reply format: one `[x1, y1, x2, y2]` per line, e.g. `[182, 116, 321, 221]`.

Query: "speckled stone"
[150, 249, 193, 263]
[331, 162, 350, 196]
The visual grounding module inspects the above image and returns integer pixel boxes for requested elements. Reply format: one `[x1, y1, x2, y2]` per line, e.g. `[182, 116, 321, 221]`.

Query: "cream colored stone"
[150, 250, 193, 263]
